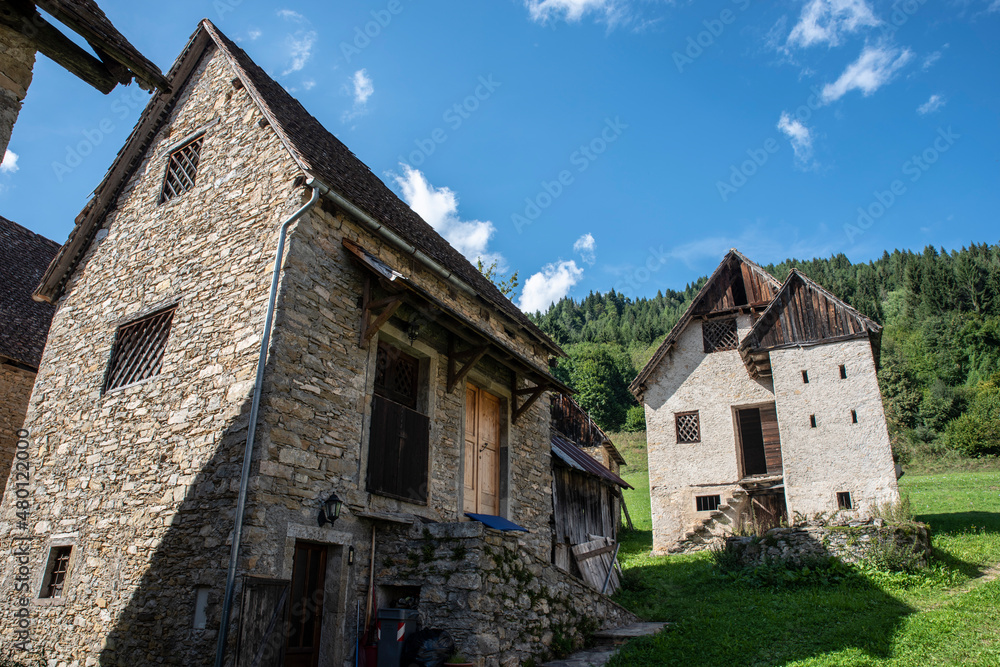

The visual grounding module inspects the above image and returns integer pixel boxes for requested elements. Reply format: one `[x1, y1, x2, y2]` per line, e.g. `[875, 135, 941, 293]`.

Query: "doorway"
[737, 407, 767, 477]
[285, 542, 326, 667]
[464, 384, 501, 515]
[747, 492, 788, 533]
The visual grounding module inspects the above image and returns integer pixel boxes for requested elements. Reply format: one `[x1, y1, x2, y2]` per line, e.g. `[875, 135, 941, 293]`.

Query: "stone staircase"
[667, 488, 748, 554]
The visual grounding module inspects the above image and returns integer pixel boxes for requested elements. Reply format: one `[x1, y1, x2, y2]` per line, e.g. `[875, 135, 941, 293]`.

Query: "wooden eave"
[629, 249, 781, 399]
[344, 239, 573, 404]
[738, 269, 883, 378]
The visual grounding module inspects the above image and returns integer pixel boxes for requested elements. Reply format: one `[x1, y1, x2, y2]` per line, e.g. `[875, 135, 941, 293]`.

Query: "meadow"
[608, 432, 1000, 667]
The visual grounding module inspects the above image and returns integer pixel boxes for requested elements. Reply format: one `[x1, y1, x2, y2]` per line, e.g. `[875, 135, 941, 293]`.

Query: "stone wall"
[376, 521, 638, 667]
[642, 315, 774, 553]
[0, 26, 35, 157]
[0, 46, 306, 663]
[771, 339, 899, 517]
[0, 364, 35, 500]
[726, 519, 932, 569]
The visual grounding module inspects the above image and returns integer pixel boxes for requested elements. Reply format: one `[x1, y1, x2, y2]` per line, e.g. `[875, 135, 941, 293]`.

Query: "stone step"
[540, 623, 668, 667]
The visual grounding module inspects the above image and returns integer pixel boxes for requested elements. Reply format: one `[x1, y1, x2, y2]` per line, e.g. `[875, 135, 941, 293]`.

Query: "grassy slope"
[607, 432, 1000, 667]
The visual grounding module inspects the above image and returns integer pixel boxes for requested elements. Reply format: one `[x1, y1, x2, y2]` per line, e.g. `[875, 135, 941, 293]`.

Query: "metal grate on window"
[374, 342, 419, 410]
[104, 305, 177, 393]
[159, 138, 203, 203]
[675, 411, 701, 444]
[702, 317, 739, 353]
[696, 495, 721, 512]
[42, 546, 72, 598]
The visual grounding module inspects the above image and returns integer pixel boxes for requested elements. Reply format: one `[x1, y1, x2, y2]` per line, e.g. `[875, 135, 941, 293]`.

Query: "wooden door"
[237, 577, 289, 667]
[464, 385, 501, 515]
[284, 542, 326, 667]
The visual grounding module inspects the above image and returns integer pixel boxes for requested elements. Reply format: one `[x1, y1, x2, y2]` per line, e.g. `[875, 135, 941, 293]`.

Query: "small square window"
[702, 318, 739, 353]
[696, 495, 721, 512]
[159, 138, 204, 203]
[840, 364, 848, 379]
[40, 546, 72, 599]
[809, 415, 817, 428]
[675, 411, 701, 444]
[837, 492, 853, 510]
[104, 305, 177, 393]
[802, 370, 810, 384]
[851, 410, 858, 424]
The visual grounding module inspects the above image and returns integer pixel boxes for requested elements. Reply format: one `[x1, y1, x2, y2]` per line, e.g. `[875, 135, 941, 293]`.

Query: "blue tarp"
[464, 513, 529, 532]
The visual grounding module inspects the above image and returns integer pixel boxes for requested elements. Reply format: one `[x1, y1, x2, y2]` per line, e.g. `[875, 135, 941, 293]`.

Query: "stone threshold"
[541, 622, 669, 667]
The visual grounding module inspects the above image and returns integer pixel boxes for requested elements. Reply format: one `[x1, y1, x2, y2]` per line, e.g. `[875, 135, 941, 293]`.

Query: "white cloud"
[351, 69, 374, 105]
[917, 94, 946, 115]
[573, 233, 597, 265]
[922, 50, 941, 70]
[525, 0, 623, 24]
[395, 165, 503, 268]
[989, 0, 1000, 12]
[777, 112, 815, 167]
[1, 149, 19, 174]
[302, 79, 316, 91]
[820, 43, 913, 103]
[247, 28, 262, 40]
[282, 30, 317, 75]
[787, 0, 880, 49]
[519, 260, 584, 314]
[277, 9, 306, 22]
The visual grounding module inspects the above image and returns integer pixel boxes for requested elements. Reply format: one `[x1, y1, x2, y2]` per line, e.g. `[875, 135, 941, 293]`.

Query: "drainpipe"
[214, 184, 320, 667]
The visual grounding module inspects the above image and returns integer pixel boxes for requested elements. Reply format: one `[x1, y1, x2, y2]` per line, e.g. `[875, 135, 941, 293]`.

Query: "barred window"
[696, 495, 721, 512]
[104, 305, 177, 393]
[702, 317, 739, 353]
[40, 546, 72, 599]
[159, 138, 203, 203]
[675, 411, 701, 444]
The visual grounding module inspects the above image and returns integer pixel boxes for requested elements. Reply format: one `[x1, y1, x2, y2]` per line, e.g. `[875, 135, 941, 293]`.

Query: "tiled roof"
[34, 0, 168, 90]
[0, 216, 58, 368]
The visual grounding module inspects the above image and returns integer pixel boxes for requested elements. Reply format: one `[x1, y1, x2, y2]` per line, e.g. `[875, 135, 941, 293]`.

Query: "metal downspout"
[214, 185, 320, 667]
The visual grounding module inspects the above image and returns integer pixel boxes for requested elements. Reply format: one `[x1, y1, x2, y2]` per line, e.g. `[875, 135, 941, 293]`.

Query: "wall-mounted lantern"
[318, 492, 343, 527]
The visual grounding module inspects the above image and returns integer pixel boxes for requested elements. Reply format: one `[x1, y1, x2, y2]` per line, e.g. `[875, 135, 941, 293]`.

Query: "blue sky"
[2, 0, 998, 312]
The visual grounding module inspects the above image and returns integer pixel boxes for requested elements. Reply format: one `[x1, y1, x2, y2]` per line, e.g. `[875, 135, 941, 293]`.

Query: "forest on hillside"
[528, 243, 1000, 461]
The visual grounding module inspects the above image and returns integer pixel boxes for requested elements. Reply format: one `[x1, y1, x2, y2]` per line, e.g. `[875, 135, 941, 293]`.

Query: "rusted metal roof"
[552, 433, 632, 489]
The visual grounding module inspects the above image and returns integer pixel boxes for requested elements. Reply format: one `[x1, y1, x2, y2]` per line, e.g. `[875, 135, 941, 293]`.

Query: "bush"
[622, 405, 646, 432]
[944, 383, 1000, 457]
[873, 495, 915, 524]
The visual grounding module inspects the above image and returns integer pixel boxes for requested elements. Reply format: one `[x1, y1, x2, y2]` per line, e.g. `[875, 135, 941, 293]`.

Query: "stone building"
[0, 0, 166, 156]
[630, 250, 899, 554]
[0, 20, 635, 666]
[0, 215, 58, 500]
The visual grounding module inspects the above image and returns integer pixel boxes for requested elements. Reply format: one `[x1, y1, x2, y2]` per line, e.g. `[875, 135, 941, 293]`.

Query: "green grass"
[606, 431, 1000, 667]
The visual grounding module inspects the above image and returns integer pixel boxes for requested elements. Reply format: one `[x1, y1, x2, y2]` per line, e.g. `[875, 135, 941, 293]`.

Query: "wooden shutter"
[237, 577, 290, 667]
[760, 403, 783, 474]
[367, 394, 429, 503]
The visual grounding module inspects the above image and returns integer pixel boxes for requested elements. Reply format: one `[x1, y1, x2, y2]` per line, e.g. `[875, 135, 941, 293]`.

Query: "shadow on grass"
[917, 511, 1000, 534]
[611, 533, 918, 667]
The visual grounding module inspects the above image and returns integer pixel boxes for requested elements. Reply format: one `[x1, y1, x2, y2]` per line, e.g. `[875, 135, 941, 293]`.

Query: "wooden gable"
[739, 270, 881, 378]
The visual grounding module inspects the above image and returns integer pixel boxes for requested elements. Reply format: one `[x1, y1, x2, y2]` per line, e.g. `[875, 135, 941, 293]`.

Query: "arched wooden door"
[464, 385, 500, 515]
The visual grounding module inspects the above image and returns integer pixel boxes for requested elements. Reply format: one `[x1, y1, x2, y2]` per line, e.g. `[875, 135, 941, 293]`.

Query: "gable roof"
[551, 433, 632, 489]
[738, 269, 882, 377]
[33, 0, 168, 90]
[629, 249, 781, 398]
[0, 216, 59, 369]
[33, 19, 559, 356]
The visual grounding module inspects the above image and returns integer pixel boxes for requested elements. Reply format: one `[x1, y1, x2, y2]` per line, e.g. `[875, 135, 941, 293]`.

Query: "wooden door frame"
[732, 402, 773, 479]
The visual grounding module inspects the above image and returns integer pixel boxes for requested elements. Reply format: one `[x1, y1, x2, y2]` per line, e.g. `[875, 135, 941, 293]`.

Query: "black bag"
[400, 629, 457, 667]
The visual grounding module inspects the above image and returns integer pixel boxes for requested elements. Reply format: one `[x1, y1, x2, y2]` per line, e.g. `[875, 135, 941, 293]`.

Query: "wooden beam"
[358, 277, 402, 346]
[511, 374, 549, 425]
[0, 3, 117, 93]
[446, 335, 489, 393]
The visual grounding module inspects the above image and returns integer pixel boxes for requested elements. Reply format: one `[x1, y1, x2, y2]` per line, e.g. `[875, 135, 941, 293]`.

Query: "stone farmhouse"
[0, 215, 58, 500]
[630, 250, 900, 554]
[0, 19, 637, 667]
[0, 0, 167, 156]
